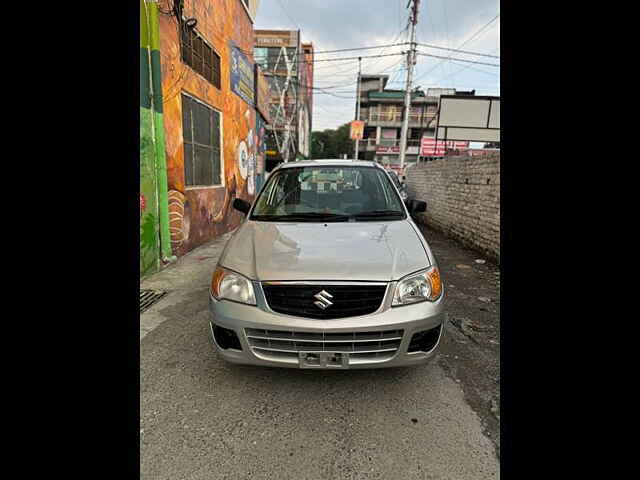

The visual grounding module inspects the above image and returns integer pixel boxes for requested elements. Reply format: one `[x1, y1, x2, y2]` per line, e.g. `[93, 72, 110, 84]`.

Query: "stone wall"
[405, 153, 500, 262]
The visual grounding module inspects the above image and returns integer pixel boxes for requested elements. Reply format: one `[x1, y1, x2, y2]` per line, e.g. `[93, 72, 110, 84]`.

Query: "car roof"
[275, 160, 382, 169]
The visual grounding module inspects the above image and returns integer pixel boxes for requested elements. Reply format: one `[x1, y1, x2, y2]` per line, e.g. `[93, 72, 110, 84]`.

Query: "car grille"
[245, 328, 404, 365]
[261, 283, 388, 319]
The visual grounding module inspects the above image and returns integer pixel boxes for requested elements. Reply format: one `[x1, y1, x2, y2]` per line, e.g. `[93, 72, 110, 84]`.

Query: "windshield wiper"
[252, 212, 350, 222]
[352, 210, 405, 219]
[251, 214, 293, 221]
[285, 212, 351, 222]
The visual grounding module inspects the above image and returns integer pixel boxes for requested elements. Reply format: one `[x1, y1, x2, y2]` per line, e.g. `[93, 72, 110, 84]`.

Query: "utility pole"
[354, 56, 362, 160]
[399, 0, 420, 171]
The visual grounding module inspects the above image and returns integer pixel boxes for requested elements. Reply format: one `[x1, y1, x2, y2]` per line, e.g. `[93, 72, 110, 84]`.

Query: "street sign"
[420, 137, 468, 156]
[350, 121, 364, 140]
[376, 145, 400, 154]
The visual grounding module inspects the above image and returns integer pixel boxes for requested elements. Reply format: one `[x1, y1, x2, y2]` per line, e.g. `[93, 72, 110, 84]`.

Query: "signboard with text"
[229, 42, 255, 106]
[350, 121, 364, 140]
[254, 30, 299, 48]
[376, 145, 400, 154]
[420, 137, 469, 156]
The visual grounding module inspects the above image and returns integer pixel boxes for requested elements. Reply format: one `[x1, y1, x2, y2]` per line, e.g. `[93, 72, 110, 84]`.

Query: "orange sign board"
[350, 121, 364, 140]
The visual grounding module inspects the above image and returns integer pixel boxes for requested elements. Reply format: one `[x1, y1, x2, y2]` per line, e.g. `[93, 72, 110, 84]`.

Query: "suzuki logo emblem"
[313, 290, 333, 309]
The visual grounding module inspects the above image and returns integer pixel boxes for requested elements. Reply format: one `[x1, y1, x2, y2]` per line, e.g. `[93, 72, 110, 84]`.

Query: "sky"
[253, 0, 500, 132]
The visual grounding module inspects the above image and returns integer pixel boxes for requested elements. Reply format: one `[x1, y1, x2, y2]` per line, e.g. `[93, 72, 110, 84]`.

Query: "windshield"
[250, 166, 406, 222]
[388, 171, 401, 189]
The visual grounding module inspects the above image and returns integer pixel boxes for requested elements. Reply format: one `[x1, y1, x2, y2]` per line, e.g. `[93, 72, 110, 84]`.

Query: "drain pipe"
[144, 1, 176, 265]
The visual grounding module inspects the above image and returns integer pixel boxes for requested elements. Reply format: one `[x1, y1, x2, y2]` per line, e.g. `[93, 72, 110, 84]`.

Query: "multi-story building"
[254, 30, 313, 172]
[355, 75, 474, 171]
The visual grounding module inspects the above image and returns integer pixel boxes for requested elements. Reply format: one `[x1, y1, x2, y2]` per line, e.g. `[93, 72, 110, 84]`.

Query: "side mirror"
[233, 198, 251, 216]
[405, 199, 427, 214]
[412, 200, 427, 213]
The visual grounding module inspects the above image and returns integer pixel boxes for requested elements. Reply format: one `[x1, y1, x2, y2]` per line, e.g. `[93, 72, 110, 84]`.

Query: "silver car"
[208, 160, 446, 369]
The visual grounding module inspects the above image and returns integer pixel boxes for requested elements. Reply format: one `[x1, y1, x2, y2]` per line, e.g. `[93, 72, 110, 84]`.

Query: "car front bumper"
[208, 283, 447, 369]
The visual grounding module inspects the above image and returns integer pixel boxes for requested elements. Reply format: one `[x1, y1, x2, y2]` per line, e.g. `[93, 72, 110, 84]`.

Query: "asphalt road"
[140, 228, 500, 480]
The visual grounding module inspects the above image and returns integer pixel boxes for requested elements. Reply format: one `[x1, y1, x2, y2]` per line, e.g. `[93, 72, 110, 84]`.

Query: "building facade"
[356, 75, 473, 172]
[156, 0, 264, 259]
[254, 30, 313, 172]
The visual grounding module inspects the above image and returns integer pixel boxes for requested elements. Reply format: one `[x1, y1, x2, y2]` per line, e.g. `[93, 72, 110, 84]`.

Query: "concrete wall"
[405, 153, 500, 262]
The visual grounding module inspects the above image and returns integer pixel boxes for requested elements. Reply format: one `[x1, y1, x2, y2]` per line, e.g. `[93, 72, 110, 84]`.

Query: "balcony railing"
[360, 138, 378, 147]
[362, 112, 437, 124]
[358, 138, 421, 152]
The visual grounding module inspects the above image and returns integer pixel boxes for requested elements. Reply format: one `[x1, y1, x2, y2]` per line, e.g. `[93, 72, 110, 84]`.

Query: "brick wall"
[405, 153, 500, 262]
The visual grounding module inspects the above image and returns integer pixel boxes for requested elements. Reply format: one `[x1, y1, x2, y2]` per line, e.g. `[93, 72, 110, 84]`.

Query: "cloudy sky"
[254, 0, 500, 132]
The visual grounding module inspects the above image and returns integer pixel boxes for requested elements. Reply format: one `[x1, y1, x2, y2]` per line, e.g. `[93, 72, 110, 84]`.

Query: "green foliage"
[311, 123, 354, 159]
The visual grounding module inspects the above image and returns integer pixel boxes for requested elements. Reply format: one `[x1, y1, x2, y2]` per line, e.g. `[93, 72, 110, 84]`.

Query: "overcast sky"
[254, 0, 500, 132]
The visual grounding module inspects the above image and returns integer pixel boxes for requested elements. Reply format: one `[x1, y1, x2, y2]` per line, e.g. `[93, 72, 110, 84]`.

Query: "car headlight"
[392, 266, 442, 306]
[210, 266, 256, 305]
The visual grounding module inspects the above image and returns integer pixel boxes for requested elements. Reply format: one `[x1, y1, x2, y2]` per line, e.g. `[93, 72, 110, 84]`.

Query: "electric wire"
[417, 42, 500, 59]
[255, 51, 407, 66]
[441, 0, 452, 82]
[308, 43, 410, 55]
[275, 0, 301, 30]
[413, 13, 500, 83]
[416, 52, 499, 67]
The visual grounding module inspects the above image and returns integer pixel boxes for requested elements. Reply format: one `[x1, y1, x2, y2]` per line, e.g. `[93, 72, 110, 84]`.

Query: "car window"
[251, 166, 406, 221]
[388, 172, 400, 188]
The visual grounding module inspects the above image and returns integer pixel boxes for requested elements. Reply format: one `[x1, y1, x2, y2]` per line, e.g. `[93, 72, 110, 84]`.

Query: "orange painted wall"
[158, 0, 256, 256]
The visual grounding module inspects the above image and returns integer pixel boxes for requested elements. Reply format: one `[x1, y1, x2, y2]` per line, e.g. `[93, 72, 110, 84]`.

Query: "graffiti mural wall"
[158, 0, 259, 257]
[254, 114, 267, 192]
[140, 0, 161, 278]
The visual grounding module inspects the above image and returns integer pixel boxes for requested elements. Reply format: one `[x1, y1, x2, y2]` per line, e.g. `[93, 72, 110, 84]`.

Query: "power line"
[457, 14, 500, 50]
[360, 26, 409, 73]
[310, 43, 409, 55]
[311, 60, 360, 72]
[432, 47, 501, 83]
[417, 42, 500, 59]
[275, 0, 300, 30]
[413, 13, 500, 82]
[441, 0, 452, 82]
[448, 58, 500, 76]
[255, 42, 499, 63]
[289, 79, 358, 91]
[259, 51, 406, 67]
[417, 52, 499, 68]
[315, 94, 356, 100]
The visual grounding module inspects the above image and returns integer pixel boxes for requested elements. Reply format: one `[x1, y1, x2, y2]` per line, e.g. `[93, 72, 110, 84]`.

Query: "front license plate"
[298, 351, 349, 369]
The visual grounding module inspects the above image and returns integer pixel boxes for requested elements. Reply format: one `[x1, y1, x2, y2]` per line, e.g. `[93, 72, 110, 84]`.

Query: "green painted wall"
[140, 106, 160, 277]
[140, 0, 162, 278]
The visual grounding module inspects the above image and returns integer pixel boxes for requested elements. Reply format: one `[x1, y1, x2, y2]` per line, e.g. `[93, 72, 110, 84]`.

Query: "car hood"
[218, 220, 430, 282]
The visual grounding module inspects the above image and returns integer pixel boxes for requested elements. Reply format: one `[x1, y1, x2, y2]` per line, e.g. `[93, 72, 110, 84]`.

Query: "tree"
[311, 123, 353, 159]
